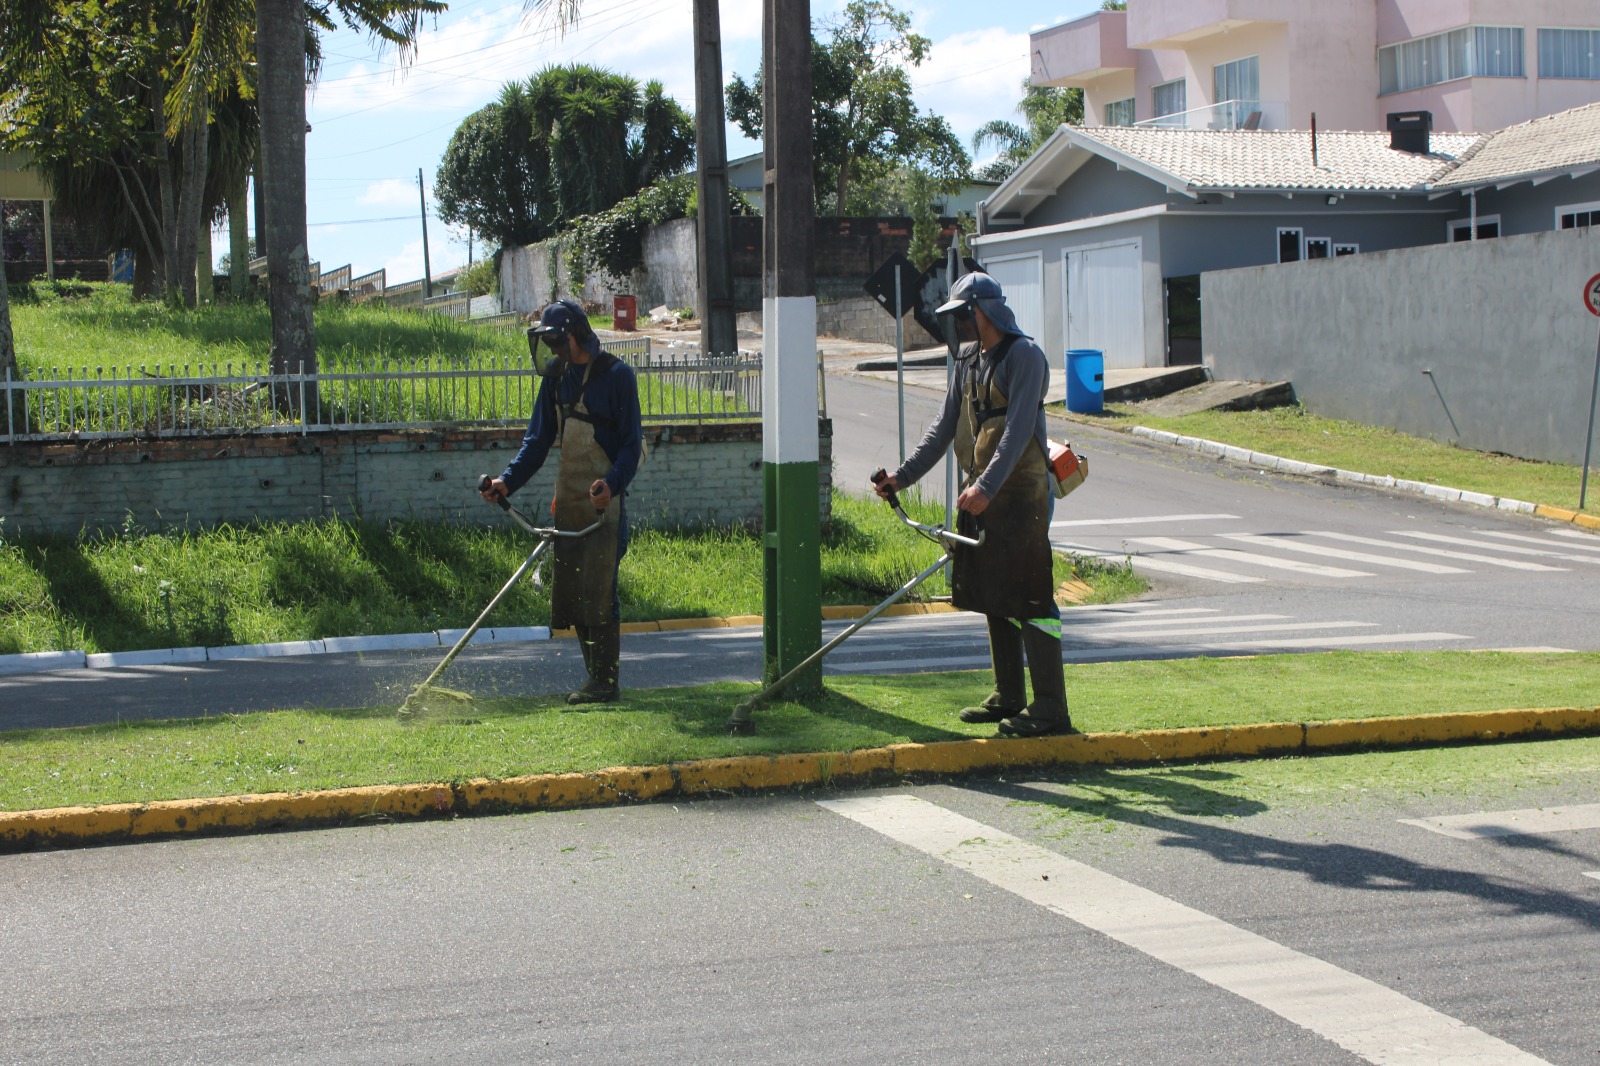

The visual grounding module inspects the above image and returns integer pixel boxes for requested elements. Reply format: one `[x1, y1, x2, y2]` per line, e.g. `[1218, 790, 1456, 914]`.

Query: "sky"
[230, 0, 1105, 284]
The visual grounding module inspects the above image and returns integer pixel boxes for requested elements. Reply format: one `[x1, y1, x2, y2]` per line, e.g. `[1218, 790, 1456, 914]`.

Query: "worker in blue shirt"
[481, 299, 644, 704]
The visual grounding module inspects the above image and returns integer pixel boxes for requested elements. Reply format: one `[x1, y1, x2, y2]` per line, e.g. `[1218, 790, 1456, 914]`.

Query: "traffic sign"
[1584, 272, 1600, 317]
[863, 253, 920, 319]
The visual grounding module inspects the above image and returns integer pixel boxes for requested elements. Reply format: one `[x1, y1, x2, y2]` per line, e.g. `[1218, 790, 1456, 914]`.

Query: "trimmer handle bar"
[478, 474, 603, 539]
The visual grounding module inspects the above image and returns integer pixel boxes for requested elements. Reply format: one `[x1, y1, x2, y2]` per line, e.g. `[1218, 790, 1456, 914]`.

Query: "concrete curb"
[1128, 426, 1600, 530]
[4, 705, 1595, 852]
[0, 604, 965, 678]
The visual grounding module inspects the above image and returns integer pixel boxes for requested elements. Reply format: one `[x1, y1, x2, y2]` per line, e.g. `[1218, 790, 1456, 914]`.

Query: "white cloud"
[357, 178, 420, 208]
[912, 27, 1032, 148]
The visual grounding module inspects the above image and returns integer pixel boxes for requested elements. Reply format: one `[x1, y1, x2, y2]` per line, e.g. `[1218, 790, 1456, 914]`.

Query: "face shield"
[526, 326, 570, 377]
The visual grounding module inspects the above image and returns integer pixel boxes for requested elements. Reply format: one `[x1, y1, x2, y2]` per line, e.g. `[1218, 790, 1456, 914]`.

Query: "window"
[1304, 237, 1332, 260]
[1539, 28, 1600, 79]
[1213, 55, 1260, 107]
[1277, 227, 1303, 263]
[1558, 200, 1600, 229]
[1153, 79, 1187, 119]
[1103, 97, 1135, 126]
[1379, 26, 1524, 94]
[1448, 215, 1501, 241]
[1334, 244, 1360, 257]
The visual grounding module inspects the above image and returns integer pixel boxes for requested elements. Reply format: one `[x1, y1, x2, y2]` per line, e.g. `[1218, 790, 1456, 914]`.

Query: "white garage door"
[1065, 241, 1146, 370]
[980, 253, 1044, 343]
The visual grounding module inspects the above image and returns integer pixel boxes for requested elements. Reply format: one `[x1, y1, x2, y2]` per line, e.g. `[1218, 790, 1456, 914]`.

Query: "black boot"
[960, 617, 1027, 723]
[999, 622, 1077, 737]
[567, 622, 620, 705]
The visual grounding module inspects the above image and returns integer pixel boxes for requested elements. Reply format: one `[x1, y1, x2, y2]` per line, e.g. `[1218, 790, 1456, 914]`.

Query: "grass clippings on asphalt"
[3, 650, 1598, 813]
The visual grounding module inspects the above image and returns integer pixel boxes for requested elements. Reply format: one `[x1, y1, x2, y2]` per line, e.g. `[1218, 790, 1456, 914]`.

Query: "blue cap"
[532, 299, 586, 336]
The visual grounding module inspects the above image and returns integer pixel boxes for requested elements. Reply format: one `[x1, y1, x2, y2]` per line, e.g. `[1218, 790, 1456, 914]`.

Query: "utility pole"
[747, 0, 820, 723]
[418, 168, 433, 301]
[693, 0, 737, 357]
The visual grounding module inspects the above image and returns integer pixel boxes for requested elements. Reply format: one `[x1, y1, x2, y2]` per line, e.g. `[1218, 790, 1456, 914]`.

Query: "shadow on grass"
[996, 769, 1600, 933]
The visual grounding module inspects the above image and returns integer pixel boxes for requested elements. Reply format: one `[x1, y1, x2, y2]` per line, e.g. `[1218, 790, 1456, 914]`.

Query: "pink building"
[1032, 0, 1600, 133]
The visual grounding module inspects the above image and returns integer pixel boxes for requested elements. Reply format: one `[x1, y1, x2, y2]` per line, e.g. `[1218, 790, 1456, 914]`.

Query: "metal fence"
[1, 339, 762, 442]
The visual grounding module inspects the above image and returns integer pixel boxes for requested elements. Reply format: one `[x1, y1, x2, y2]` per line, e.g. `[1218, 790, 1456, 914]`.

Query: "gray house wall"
[1435, 172, 1600, 240]
[1204, 226, 1600, 465]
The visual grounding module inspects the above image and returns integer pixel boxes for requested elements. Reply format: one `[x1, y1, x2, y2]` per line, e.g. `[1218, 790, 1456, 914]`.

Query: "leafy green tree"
[726, 0, 970, 215]
[972, 82, 1085, 182]
[434, 65, 695, 249]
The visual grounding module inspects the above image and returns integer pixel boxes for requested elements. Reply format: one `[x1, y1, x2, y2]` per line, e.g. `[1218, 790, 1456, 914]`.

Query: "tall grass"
[0, 493, 1143, 654]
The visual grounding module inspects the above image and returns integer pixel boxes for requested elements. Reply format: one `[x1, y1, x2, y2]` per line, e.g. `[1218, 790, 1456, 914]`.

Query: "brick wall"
[0, 422, 834, 537]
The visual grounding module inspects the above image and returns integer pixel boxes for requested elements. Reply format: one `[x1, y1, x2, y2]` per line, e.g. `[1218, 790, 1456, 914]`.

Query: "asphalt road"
[5, 741, 1598, 1064]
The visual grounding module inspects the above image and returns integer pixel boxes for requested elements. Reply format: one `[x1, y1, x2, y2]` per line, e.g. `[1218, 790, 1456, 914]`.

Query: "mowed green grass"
[0, 492, 1142, 655]
[1072, 403, 1596, 515]
[3, 651, 1597, 811]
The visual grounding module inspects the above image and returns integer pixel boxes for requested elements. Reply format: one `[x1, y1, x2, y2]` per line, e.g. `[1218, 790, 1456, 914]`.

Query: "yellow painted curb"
[1536, 504, 1580, 522]
[1576, 512, 1600, 531]
[5, 707, 1596, 852]
[656, 617, 727, 632]
[619, 621, 662, 634]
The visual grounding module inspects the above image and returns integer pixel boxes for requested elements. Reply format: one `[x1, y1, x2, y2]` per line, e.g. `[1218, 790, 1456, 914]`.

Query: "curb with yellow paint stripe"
[3, 706, 1596, 853]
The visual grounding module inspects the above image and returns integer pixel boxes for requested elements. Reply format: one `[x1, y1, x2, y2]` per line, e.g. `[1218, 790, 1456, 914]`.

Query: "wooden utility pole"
[419, 168, 433, 301]
[693, 0, 737, 357]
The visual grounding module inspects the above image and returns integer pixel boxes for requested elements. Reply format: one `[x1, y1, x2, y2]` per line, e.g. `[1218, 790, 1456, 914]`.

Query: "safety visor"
[935, 296, 976, 319]
[525, 325, 567, 374]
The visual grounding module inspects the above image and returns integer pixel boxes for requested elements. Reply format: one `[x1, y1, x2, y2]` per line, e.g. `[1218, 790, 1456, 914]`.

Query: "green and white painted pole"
[731, 0, 819, 734]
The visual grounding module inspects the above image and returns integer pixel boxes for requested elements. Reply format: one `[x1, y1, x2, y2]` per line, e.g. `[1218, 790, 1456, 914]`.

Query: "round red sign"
[1586, 272, 1600, 317]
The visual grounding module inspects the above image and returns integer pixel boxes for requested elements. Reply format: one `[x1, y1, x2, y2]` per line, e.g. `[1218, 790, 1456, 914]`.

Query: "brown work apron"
[550, 360, 622, 630]
[950, 338, 1055, 620]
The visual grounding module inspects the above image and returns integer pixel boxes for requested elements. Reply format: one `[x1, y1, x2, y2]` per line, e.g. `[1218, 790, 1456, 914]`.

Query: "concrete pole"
[694, 0, 738, 357]
[758, 0, 820, 701]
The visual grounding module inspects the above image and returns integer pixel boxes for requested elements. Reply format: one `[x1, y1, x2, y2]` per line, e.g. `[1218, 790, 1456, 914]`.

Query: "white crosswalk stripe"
[1050, 513, 1240, 528]
[1311, 531, 1565, 571]
[1217, 533, 1469, 573]
[1478, 529, 1600, 553]
[822, 795, 1552, 1066]
[1054, 540, 1265, 584]
[1388, 529, 1600, 566]
[1129, 536, 1373, 578]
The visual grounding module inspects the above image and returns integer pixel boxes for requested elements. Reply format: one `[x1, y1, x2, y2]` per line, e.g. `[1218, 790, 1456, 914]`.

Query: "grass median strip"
[1069, 403, 1596, 516]
[3, 651, 1598, 813]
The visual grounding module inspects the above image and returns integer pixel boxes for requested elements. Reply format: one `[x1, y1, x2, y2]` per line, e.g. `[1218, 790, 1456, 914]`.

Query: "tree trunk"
[836, 158, 850, 216]
[256, 0, 316, 410]
[174, 110, 210, 309]
[228, 172, 250, 300]
[197, 219, 214, 305]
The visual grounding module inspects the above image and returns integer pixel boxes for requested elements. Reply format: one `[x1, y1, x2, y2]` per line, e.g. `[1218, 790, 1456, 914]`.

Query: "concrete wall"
[1204, 225, 1600, 464]
[1, 422, 835, 537]
[817, 295, 910, 347]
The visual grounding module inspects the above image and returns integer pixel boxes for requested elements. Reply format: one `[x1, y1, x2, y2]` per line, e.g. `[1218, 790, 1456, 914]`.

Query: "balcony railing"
[1135, 99, 1284, 131]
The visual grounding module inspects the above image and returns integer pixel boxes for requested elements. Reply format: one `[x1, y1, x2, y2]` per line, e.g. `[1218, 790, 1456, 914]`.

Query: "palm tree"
[252, 0, 442, 391]
[972, 82, 1084, 181]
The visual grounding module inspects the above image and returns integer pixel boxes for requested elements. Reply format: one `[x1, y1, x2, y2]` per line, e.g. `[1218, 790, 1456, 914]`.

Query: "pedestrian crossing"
[640, 601, 1468, 674]
[1052, 522, 1599, 586]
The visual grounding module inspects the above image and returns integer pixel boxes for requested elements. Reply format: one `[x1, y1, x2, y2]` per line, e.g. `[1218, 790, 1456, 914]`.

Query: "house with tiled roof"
[969, 103, 1600, 371]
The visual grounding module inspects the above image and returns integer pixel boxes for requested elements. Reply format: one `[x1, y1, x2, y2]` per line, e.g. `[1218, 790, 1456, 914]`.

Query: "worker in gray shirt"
[874, 271, 1074, 737]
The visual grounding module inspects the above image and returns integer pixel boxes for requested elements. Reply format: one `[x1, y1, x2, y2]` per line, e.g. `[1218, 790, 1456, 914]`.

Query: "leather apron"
[951, 338, 1055, 620]
[550, 360, 622, 629]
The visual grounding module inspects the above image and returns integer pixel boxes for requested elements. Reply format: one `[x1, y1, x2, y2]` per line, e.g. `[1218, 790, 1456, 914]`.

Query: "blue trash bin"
[1066, 349, 1104, 414]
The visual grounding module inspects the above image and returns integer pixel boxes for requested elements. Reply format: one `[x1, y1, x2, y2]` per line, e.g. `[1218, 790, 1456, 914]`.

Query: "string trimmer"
[398, 475, 601, 720]
[725, 469, 982, 734]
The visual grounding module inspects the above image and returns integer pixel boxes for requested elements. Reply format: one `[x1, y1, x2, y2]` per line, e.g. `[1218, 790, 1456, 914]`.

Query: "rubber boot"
[999, 623, 1077, 737]
[959, 616, 1027, 723]
[567, 622, 620, 705]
